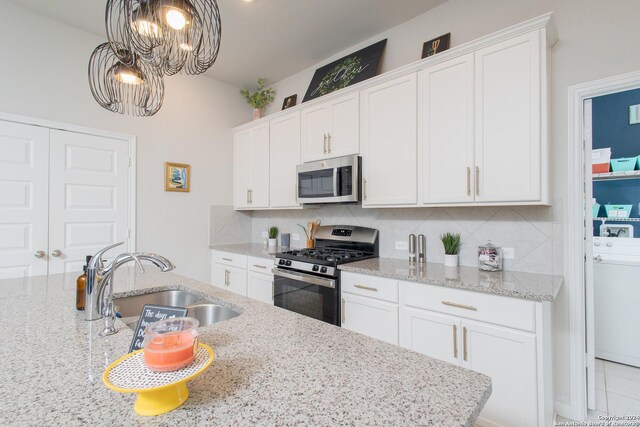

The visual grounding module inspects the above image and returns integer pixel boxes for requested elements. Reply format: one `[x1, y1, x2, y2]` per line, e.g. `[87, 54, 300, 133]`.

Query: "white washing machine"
[593, 237, 640, 367]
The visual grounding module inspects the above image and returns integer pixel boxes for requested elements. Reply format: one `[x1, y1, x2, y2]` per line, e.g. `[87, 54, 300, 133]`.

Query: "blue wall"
[592, 88, 640, 237]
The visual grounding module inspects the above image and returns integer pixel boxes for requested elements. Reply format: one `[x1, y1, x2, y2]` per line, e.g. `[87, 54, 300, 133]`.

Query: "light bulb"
[112, 64, 144, 85]
[179, 43, 194, 51]
[132, 19, 161, 38]
[165, 9, 187, 30]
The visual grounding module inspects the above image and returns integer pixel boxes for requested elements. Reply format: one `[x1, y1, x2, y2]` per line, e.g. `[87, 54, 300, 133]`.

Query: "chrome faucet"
[84, 242, 176, 336]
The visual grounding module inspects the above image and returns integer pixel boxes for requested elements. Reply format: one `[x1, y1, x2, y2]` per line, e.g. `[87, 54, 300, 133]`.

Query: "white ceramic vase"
[444, 254, 459, 267]
[268, 238, 277, 247]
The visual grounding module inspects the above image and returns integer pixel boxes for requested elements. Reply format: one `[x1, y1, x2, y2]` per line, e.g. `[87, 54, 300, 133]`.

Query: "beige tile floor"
[556, 358, 640, 424]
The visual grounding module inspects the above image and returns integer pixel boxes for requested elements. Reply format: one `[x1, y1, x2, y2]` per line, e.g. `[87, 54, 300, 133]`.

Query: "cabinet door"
[211, 262, 227, 290]
[360, 74, 417, 206]
[233, 129, 251, 209]
[420, 54, 475, 204]
[462, 320, 538, 427]
[475, 31, 541, 202]
[0, 121, 49, 279]
[342, 292, 398, 345]
[301, 103, 329, 162]
[48, 130, 130, 274]
[247, 271, 274, 304]
[227, 266, 247, 296]
[269, 112, 300, 208]
[327, 93, 359, 158]
[248, 123, 270, 208]
[399, 306, 460, 365]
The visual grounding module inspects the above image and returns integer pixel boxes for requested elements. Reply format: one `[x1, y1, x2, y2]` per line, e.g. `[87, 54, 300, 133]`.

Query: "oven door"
[272, 268, 339, 325]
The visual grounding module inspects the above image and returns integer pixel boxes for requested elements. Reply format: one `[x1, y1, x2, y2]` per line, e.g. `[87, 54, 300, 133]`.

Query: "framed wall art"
[421, 33, 451, 58]
[282, 94, 297, 110]
[165, 162, 190, 192]
[302, 39, 387, 102]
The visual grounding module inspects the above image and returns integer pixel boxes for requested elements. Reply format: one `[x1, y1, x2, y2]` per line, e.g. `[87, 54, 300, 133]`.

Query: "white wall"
[0, 1, 248, 282]
[260, 0, 640, 415]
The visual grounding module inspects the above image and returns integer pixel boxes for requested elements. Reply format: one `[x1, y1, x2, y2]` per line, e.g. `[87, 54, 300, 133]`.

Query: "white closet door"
[48, 130, 130, 274]
[0, 121, 49, 279]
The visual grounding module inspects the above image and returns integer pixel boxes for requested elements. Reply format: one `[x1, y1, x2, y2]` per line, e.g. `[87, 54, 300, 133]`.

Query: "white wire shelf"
[592, 170, 640, 181]
[594, 217, 640, 222]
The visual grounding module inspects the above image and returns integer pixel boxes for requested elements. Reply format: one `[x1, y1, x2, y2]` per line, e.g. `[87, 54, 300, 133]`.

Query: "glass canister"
[143, 317, 199, 372]
[478, 241, 503, 272]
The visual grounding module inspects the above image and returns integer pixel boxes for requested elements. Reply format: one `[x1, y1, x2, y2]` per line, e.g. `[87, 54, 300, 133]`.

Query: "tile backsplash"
[211, 203, 562, 275]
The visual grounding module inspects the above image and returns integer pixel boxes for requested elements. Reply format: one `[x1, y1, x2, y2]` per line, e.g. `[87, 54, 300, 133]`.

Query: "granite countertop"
[339, 258, 563, 302]
[1, 268, 491, 426]
[209, 242, 277, 259]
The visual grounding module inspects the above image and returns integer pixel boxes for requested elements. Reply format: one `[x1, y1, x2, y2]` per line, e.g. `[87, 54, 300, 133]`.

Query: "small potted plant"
[268, 226, 278, 248]
[240, 78, 275, 120]
[440, 232, 461, 267]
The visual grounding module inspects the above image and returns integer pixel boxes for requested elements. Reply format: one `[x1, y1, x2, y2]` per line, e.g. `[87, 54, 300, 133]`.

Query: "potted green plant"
[240, 78, 275, 120]
[268, 226, 279, 248]
[440, 232, 461, 267]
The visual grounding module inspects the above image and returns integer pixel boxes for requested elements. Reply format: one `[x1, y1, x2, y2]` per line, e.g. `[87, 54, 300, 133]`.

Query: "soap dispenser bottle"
[76, 255, 92, 311]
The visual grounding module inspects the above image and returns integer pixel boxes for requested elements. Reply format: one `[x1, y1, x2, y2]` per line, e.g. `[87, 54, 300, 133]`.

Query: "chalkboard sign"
[302, 39, 387, 103]
[128, 304, 188, 353]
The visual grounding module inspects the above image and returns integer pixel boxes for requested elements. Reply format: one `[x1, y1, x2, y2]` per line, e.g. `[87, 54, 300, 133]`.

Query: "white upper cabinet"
[360, 73, 418, 207]
[420, 54, 475, 204]
[474, 31, 544, 203]
[233, 123, 270, 209]
[301, 93, 359, 162]
[269, 111, 301, 208]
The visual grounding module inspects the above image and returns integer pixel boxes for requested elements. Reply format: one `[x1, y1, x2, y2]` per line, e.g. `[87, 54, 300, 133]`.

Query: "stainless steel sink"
[113, 290, 240, 329]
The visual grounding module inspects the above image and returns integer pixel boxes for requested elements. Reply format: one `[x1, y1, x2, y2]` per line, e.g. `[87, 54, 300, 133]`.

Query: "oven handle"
[333, 168, 338, 197]
[272, 268, 336, 289]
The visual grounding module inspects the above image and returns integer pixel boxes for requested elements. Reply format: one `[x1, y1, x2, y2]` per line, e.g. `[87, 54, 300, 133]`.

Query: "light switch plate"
[502, 247, 515, 259]
[291, 233, 300, 241]
[395, 241, 409, 250]
[261, 231, 268, 238]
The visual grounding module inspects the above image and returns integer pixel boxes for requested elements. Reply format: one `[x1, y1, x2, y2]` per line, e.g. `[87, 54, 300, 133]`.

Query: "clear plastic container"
[143, 317, 199, 372]
[478, 241, 503, 272]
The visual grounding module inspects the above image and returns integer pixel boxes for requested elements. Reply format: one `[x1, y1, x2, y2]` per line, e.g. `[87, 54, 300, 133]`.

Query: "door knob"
[51, 250, 62, 257]
[34, 250, 45, 258]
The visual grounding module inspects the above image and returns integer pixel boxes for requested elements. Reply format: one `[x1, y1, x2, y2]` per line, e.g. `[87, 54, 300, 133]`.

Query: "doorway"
[567, 71, 640, 422]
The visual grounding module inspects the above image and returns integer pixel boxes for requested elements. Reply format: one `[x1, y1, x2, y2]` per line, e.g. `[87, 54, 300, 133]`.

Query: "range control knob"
[312, 265, 319, 272]
[278, 259, 286, 265]
[320, 267, 327, 273]
[285, 260, 292, 266]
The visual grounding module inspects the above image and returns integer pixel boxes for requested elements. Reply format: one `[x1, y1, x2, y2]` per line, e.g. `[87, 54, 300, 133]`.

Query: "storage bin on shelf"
[592, 148, 611, 173]
[610, 156, 638, 172]
[604, 204, 633, 219]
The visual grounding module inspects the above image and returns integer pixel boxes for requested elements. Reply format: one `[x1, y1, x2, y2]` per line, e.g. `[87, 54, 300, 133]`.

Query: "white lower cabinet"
[341, 271, 551, 427]
[341, 292, 398, 345]
[210, 250, 274, 304]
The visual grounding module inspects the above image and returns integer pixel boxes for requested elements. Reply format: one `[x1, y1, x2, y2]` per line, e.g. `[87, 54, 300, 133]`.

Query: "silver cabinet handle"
[249, 189, 253, 204]
[222, 257, 233, 262]
[341, 298, 345, 324]
[354, 284, 378, 292]
[323, 134, 327, 154]
[34, 250, 46, 259]
[246, 188, 250, 204]
[594, 255, 603, 262]
[363, 178, 367, 201]
[466, 167, 471, 196]
[453, 324, 458, 359]
[442, 301, 477, 311]
[463, 326, 468, 361]
[327, 133, 331, 153]
[253, 264, 267, 269]
[224, 270, 230, 286]
[51, 250, 62, 257]
[272, 281, 275, 300]
[475, 166, 480, 196]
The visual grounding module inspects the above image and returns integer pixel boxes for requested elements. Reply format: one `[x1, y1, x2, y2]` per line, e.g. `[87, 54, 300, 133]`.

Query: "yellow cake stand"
[103, 343, 214, 416]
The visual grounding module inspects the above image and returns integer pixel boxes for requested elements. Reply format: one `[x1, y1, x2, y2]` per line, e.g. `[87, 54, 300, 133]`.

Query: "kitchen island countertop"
[0, 268, 491, 426]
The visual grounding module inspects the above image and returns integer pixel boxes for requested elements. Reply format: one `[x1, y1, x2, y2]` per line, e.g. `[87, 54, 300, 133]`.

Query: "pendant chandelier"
[88, 0, 222, 116]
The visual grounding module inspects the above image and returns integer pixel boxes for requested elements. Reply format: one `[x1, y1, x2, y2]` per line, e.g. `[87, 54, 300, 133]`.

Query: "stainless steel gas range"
[273, 225, 379, 326]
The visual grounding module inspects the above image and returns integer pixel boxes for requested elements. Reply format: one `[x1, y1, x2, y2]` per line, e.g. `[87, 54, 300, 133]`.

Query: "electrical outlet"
[395, 241, 409, 251]
[261, 231, 268, 238]
[502, 247, 515, 259]
[291, 233, 300, 241]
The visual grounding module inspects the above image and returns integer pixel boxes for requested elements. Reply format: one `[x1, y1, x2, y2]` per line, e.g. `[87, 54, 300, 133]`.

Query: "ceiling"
[6, 0, 448, 88]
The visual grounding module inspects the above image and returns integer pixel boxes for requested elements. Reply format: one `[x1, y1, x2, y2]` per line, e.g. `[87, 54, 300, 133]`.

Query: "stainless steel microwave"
[296, 155, 361, 204]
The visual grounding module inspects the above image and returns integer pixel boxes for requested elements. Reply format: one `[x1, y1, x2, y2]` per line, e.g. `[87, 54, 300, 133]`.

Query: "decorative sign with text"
[129, 304, 188, 353]
[302, 39, 387, 102]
